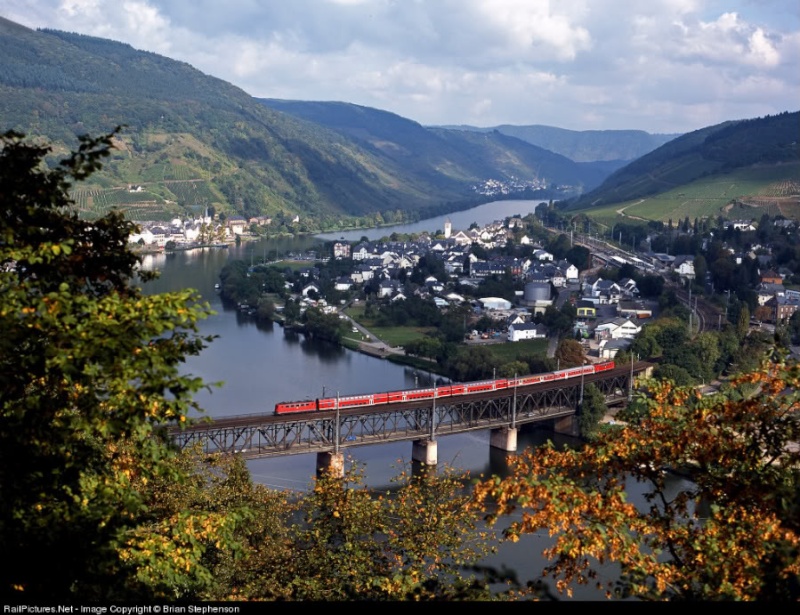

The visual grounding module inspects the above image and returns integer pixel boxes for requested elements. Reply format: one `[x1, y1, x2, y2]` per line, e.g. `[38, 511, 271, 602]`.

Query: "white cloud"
[0, 0, 796, 133]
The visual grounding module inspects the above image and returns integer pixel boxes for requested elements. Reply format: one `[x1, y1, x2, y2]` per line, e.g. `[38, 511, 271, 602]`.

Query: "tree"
[630, 327, 662, 359]
[0, 130, 230, 599]
[445, 346, 498, 381]
[651, 363, 695, 386]
[737, 303, 751, 339]
[471, 354, 800, 600]
[577, 383, 607, 438]
[565, 245, 591, 270]
[278, 463, 498, 600]
[554, 339, 584, 368]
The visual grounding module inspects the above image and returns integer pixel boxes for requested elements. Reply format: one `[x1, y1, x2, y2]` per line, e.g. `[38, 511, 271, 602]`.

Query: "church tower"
[444, 218, 452, 239]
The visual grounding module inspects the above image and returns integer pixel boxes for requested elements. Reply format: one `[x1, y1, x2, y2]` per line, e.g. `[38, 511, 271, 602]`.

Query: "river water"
[140, 199, 550, 490]
[139, 198, 680, 599]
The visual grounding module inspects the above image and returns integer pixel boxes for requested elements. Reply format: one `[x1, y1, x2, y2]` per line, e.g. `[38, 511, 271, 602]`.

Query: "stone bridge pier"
[316, 426, 520, 476]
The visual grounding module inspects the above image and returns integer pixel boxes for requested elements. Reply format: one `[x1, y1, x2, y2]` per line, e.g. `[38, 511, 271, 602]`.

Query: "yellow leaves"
[470, 358, 800, 599]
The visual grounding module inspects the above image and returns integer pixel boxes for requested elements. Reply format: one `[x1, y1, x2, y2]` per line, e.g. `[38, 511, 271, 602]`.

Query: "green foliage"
[652, 363, 695, 387]
[554, 339, 584, 368]
[301, 306, 345, 343]
[0, 20, 580, 224]
[577, 383, 607, 438]
[0, 130, 222, 599]
[273, 462, 498, 601]
[445, 346, 500, 381]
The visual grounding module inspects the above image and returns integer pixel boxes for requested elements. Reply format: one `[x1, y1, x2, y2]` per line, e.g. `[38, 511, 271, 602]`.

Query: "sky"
[2, 0, 798, 134]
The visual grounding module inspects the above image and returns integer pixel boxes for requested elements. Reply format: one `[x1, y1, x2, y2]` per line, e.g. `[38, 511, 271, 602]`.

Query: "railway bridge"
[167, 361, 652, 476]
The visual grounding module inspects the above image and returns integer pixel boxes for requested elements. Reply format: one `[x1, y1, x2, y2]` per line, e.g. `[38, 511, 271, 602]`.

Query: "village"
[130, 209, 800, 375]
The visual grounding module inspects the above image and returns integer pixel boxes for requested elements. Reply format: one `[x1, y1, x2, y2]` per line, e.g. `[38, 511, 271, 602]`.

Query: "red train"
[274, 360, 615, 415]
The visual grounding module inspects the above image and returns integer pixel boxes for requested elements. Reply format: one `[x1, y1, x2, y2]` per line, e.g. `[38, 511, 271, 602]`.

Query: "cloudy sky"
[2, 0, 798, 134]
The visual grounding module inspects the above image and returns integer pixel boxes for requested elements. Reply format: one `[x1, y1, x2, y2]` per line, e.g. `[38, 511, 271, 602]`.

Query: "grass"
[581, 161, 800, 226]
[363, 325, 437, 347]
[344, 304, 441, 346]
[482, 338, 549, 365]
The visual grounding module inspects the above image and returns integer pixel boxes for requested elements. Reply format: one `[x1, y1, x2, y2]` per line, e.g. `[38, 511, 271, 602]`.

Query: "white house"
[378, 279, 402, 298]
[334, 276, 353, 291]
[128, 227, 155, 246]
[507, 322, 547, 342]
[556, 260, 579, 282]
[672, 256, 695, 280]
[593, 317, 642, 341]
[352, 243, 371, 260]
[599, 338, 632, 359]
[451, 230, 472, 246]
[227, 217, 248, 236]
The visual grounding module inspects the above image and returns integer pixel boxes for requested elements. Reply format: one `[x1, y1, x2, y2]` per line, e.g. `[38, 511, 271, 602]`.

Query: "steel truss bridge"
[167, 362, 650, 460]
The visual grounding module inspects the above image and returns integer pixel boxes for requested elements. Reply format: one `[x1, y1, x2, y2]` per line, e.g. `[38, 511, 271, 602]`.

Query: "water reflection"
[299, 337, 347, 362]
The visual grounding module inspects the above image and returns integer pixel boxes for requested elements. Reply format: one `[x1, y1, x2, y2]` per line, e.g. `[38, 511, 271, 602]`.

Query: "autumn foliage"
[471, 354, 800, 600]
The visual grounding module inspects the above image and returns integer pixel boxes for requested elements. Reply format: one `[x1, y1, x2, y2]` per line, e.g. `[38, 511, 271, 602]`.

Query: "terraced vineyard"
[71, 187, 176, 221]
[582, 161, 800, 227]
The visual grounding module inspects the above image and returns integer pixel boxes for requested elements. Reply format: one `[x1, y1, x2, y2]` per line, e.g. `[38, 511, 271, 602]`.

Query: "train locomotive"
[274, 360, 615, 414]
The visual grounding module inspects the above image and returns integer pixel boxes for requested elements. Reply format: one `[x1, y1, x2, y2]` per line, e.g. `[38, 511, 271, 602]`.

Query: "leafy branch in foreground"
[470, 352, 800, 600]
[0, 129, 222, 600]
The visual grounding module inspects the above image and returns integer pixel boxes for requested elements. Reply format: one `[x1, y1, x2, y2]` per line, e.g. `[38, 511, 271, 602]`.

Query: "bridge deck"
[167, 362, 650, 459]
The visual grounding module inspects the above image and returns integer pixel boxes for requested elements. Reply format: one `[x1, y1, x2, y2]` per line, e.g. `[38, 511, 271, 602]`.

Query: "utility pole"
[628, 353, 637, 402]
[430, 383, 437, 441]
[334, 392, 340, 455]
[512, 374, 518, 430]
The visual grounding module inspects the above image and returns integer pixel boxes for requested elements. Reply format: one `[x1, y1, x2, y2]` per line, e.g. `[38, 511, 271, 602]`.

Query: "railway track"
[672, 287, 724, 333]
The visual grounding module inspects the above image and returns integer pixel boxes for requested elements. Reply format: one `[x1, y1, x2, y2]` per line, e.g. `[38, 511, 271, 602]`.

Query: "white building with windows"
[507, 322, 547, 342]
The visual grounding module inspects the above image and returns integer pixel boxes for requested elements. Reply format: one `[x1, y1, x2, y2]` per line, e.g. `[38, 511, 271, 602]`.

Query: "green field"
[346, 302, 550, 366]
[482, 338, 549, 365]
[581, 161, 800, 227]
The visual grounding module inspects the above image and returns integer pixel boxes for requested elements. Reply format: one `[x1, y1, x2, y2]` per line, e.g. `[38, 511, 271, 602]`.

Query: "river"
[140, 199, 551, 491]
[316, 198, 548, 242]
[139, 198, 683, 599]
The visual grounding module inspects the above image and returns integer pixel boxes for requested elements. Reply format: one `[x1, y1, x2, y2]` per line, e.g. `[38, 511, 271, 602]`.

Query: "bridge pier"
[316, 451, 345, 478]
[553, 415, 578, 437]
[412, 439, 438, 465]
[489, 427, 517, 452]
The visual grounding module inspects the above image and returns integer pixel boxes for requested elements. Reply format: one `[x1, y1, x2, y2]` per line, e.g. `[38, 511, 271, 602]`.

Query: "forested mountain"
[565, 111, 800, 210]
[0, 17, 605, 228]
[437, 123, 679, 162]
[258, 99, 611, 189]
